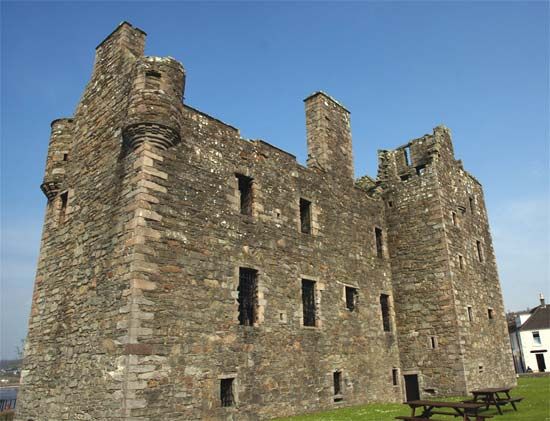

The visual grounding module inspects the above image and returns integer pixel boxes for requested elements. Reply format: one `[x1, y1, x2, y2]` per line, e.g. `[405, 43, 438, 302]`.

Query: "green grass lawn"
[274, 376, 550, 420]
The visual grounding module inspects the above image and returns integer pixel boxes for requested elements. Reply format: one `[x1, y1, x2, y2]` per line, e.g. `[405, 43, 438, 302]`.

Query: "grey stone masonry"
[17, 22, 516, 421]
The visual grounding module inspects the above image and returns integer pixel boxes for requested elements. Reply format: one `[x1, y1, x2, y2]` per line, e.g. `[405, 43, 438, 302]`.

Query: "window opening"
[375, 227, 384, 258]
[145, 70, 162, 90]
[333, 371, 342, 401]
[59, 191, 68, 223]
[62, 153, 69, 162]
[238, 268, 257, 326]
[476, 240, 483, 262]
[302, 279, 316, 327]
[400, 174, 410, 181]
[469, 196, 475, 214]
[430, 336, 438, 349]
[300, 198, 312, 234]
[452, 212, 458, 226]
[380, 294, 391, 332]
[220, 378, 235, 407]
[459, 255, 464, 270]
[533, 331, 541, 345]
[416, 165, 426, 176]
[403, 146, 411, 166]
[345, 286, 358, 312]
[392, 369, 399, 386]
[478, 365, 484, 374]
[467, 306, 473, 322]
[487, 308, 494, 320]
[236, 174, 253, 216]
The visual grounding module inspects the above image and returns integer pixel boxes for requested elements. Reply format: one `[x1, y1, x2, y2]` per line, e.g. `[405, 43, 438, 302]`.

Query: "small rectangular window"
[238, 268, 257, 326]
[430, 336, 438, 349]
[469, 196, 475, 214]
[476, 240, 483, 262]
[452, 212, 458, 226]
[533, 331, 541, 345]
[400, 174, 410, 181]
[375, 227, 384, 258]
[478, 365, 484, 374]
[467, 306, 473, 322]
[59, 191, 68, 223]
[392, 368, 399, 386]
[416, 165, 426, 176]
[333, 371, 342, 401]
[380, 294, 391, 332]
[458, 255, 464, 270]
[345, 286, 358, 312]
[236, 174, 253, 216]
[302, 279, 316, 327]
[300, 198, 312, 234]
[62, 153, 69, 162]
[220, 378, 235, 407]
[487, 308, 494, 320]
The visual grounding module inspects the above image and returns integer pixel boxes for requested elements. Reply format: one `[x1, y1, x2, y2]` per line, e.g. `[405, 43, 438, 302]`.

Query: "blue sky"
[1, 1, 548, 359]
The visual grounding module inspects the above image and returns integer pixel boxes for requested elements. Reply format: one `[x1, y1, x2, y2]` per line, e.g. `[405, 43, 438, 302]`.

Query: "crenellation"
[17, 23, 515, 421]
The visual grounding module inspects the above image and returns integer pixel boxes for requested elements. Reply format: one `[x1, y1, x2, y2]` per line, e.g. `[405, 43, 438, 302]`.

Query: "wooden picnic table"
[467, 387, 523, 415]
[396, 400, 490, 421]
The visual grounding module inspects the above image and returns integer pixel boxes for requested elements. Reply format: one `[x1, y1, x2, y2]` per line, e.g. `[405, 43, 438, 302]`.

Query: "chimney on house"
[539, 292, 545, 306]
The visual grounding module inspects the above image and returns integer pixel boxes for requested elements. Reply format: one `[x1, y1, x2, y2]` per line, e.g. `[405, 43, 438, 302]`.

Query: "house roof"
[519, 304, 550, 331]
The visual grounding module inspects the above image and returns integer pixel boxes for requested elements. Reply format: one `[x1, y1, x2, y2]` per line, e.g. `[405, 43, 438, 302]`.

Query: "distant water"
[0, 388, 17, 400]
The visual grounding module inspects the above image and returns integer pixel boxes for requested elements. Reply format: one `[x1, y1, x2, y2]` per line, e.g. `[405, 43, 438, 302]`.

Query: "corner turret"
[40, 118, 74, 199]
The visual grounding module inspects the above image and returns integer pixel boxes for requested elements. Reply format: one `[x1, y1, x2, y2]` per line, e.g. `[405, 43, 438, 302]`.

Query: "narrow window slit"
[375, 227, 384, 258]
[300, 198, 312, 234]
[476, 240, 483, 262]
[380, 294, 391, 332]
[236, 174, 253, 216]
[392, 368, 399, 386]
[238, 268, 257, 326]
[467, 306, 473, 322]
[487, 308, 494, 320]
[302, 279, 316, 327]
[345, 286, 358, 311]
[333, 371, 342, 401]
[59, 191, 68, 224]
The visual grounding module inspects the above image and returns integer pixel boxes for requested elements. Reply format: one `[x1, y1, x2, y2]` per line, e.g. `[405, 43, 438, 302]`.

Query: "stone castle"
[17, 22, 516, 420]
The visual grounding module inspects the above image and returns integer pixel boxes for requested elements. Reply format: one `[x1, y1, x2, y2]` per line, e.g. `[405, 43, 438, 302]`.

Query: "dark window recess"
[478, 365, 484, 374]
[388, 201, 393, 208]
[375, 227, 384, 258]
[392, 369, 399, 386]
[302, 279, 316, 327]
[333, 371, 342, 400]
[430, 336, 437, 349]
[236, 174, 253, 216]
[476, 241, 483, 262]
[220, 378, 235, 407]
[467, 306, 473, 322]
[62, 153, 69, 162]
[300, 198, 312, 234]
[400, 174, 410, 181]
[452, 212, 458, 226]
[145, 70, 162, 89]
[59, 191, 68, 223]
[380, 294, 391, 332]
[459, 255, 464, 270]
[487, 308, 494, 320]
[469, 196, 475, 213]
[345, 286, 358, 311]
[416, 165, 426, 176]
[238, 268, 257, 326]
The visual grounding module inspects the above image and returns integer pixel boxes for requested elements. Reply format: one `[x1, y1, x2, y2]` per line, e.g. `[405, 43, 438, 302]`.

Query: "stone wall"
[17, 21, 515, 421]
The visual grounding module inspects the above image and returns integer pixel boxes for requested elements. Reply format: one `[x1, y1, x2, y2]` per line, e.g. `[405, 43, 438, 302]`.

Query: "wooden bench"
[396, 416, 492, 421]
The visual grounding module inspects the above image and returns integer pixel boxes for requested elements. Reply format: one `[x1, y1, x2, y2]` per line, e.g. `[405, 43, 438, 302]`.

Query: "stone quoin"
[17, 22, 516, 421]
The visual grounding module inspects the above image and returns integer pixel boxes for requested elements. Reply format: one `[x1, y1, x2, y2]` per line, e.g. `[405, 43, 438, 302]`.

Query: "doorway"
[535, 353, 546, 372]
[404, 374, 420, 401]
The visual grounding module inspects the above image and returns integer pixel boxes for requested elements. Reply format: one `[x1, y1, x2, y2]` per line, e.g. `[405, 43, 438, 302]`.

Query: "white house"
[508, 294, 549, 373]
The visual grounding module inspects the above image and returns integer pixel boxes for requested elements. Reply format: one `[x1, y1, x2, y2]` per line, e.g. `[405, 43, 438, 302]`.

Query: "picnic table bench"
[396, 400, 493, 421]
[463, 387, 523, 415]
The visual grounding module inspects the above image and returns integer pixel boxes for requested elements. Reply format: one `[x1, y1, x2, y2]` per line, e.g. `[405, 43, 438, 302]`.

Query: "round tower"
[40, 118, 73, 200]
[123, 56, 185, 150]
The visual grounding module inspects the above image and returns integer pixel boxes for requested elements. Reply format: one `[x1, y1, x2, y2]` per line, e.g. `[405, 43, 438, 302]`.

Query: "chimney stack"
[539, 292, 545, 306]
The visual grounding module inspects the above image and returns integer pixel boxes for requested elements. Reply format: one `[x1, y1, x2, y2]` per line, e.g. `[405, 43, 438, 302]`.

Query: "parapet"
[377, 125, 454, 182]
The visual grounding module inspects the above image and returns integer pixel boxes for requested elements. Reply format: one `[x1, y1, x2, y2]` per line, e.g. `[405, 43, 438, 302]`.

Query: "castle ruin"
[17, 22, 516, 421]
